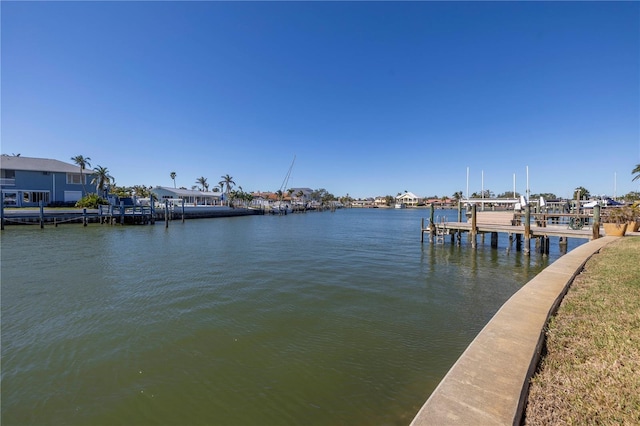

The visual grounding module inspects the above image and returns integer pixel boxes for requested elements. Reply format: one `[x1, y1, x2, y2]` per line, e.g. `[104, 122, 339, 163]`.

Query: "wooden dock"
[0, 200, 262, 229]
[421, 205, 601, 255]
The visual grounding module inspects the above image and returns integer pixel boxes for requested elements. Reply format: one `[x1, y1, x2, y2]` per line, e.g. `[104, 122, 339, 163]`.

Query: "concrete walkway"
[410, 236, 618, 425]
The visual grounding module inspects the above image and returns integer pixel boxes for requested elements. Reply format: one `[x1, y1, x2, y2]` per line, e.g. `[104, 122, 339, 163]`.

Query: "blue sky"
[2, 1, 639, 199]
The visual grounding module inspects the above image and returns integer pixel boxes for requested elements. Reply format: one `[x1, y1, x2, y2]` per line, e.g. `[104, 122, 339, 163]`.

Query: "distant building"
[396, 191, 420, 207]
[351, 199, 374, 207]
[288, 187, 314, 199]
[0, 155, 97, 207]
[374, 197, 388, 206]
[424, 197, 455, 208]
[151, 186, 222, 206]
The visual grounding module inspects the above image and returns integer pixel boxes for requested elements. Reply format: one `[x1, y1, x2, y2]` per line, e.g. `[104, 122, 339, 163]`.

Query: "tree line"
[71, 158, 640, 208]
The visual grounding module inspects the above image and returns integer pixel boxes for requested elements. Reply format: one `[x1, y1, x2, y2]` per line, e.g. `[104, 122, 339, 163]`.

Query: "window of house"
[1, 169, 15, 179]
[23, 191, 50, 204]
[66, 173, 85, 185]
[3, 192, 17, 206]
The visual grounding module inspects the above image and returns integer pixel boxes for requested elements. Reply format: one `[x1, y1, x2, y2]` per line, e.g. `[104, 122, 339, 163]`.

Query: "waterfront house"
[424, 197, 456, 208]
[374, 197, 388, 207]
[396, 191, 420, 207]
[151, 186, 222, 206]
[0, 155, 97, 207]
[351, 198, 374, 207]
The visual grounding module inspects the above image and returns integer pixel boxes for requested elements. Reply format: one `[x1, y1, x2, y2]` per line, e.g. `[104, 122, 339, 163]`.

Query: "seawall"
[410, 236, 618, 425]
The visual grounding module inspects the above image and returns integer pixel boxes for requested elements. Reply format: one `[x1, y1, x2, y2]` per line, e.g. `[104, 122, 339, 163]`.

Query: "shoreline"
[410, 236, 622, 424]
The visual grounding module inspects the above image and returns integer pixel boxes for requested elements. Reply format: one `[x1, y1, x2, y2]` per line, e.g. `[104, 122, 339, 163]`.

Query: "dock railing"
[515, 212, 594, 230]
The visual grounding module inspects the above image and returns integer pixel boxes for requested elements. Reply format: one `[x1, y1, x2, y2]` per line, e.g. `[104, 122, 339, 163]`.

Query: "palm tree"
[170, 172, 177, 188]
[632, 164, 640, 182]
[221, 174, 235, 195]
[196, 177, 207, 191]
[221, 174, 235, 205]
[71, 155, 91, 196]
[91, 165, 114, 198]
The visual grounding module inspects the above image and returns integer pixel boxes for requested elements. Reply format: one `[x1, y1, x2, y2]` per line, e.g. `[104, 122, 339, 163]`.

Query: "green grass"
[525, 237, 640, 425]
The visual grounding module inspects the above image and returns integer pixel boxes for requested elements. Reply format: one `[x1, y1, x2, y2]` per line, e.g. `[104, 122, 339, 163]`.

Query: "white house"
[151, 186, 222, 206]
[396, 191, 420, 207]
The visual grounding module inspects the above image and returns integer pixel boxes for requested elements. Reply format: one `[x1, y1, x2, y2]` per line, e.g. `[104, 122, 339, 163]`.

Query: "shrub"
[75, 193, 107, 209]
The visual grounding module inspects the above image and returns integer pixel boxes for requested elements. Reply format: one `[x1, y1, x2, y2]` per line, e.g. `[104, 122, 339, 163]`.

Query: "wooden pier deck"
[425, 221, 595, 240]
[421, 207, 601, 255]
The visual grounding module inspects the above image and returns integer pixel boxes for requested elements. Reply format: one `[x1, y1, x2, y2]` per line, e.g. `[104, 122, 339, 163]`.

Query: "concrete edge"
[410, 236, 618, 426]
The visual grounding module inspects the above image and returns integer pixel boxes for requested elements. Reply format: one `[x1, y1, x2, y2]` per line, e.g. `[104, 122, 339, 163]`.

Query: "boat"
[270, 201, 291, 215]
[395, 202, 406, 209]
[272, 155, 295, 215]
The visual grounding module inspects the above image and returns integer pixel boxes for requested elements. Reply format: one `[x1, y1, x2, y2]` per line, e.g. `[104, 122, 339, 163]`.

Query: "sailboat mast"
[279, 155, 296, 194]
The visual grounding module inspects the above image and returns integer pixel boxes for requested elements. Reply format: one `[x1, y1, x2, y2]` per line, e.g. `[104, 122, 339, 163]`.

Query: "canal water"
[1, 208, 584, 425]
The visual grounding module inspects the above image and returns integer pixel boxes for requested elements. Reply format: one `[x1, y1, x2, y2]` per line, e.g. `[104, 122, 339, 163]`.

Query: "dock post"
[120, 201, 125, 225]
[516, 234, 522, 251]
[470, 204, 477, 249]
[1, 197, 4, 230]
[524, 204, 531, 255]
[165, 200, 169, 228]
[83, 208, 87, 226]
[457, 201, 462, 222]
[491, 232, 498, 248]
[559, 237, 568, 254]
[421, 217, 424, 243]
[150, 198, 155, 224]
[40, 201, 44, 229]
[182, 199, 185, 223]
[429, 204, 435, 242]
[592, 205, 601, 239]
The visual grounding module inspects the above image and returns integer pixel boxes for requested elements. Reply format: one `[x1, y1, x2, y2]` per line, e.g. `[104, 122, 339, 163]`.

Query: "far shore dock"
[0, 203, 263, 229]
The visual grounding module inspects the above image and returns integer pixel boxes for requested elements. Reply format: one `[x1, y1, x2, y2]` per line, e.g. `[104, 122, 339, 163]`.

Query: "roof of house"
[397, 191, 420, 200]
[289, 187, 313, 195]
[0, 155, 93, 174]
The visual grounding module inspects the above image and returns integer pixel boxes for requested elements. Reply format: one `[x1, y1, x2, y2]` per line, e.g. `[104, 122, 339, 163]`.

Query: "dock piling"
[592, 205, 601, 239]
[470, 204, 477, 248]
[165, 200, 169, 228]
[429, 204, 435, 242]
[524, 204, 531, 255]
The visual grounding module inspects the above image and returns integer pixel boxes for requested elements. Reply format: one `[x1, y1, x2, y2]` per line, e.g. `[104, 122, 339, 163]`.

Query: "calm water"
[1, 208, 584, 425]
